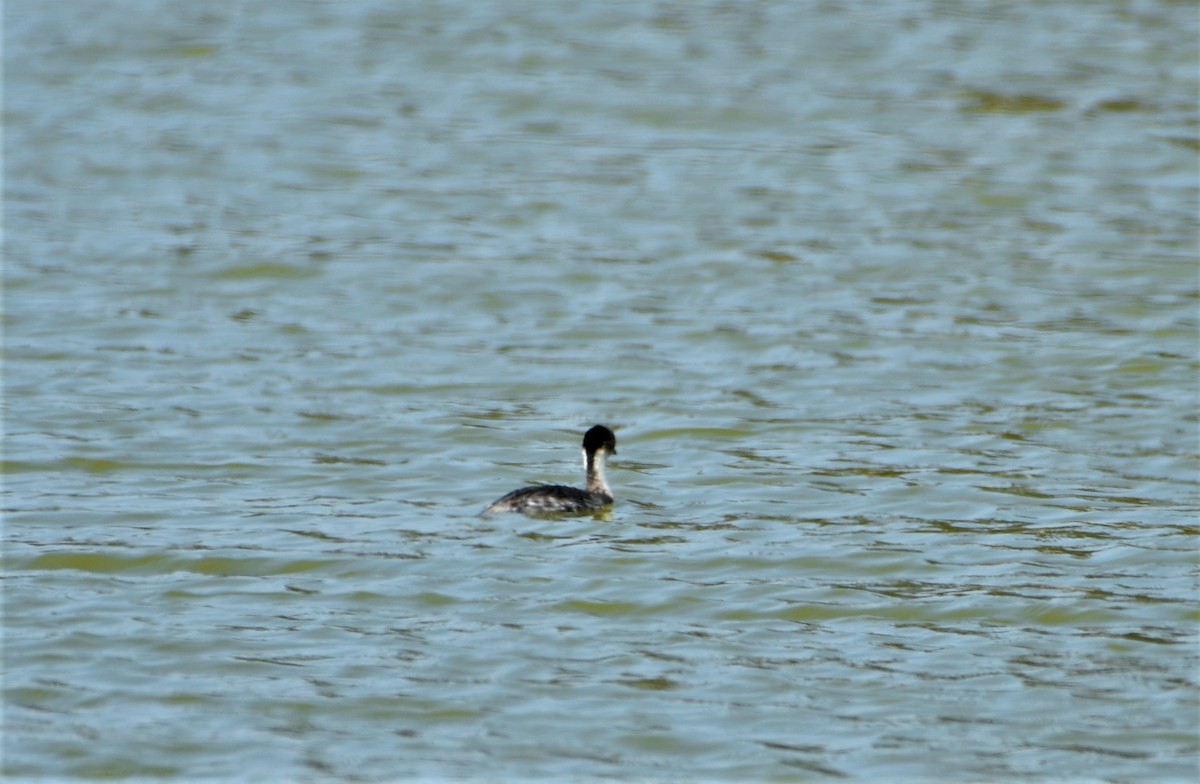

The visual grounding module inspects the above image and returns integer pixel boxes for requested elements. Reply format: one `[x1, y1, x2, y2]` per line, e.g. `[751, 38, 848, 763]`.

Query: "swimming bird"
[483, 425, 617, 515]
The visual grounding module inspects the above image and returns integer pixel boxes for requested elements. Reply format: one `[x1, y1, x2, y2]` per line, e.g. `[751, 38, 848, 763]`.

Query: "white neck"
[584, 448, 611, 495]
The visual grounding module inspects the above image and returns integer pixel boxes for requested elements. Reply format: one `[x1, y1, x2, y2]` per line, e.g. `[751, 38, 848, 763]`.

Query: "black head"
[582, 425, 617, 455]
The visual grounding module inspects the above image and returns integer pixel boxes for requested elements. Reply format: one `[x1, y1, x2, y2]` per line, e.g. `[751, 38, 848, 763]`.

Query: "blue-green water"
[5, 1, 1198, 781]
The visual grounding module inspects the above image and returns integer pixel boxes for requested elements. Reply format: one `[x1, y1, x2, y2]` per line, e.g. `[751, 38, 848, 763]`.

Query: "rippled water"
[5, 1, 1198, 781]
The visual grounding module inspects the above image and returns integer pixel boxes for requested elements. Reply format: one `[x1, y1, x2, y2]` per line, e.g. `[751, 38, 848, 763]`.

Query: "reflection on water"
[5, 0, 1197, 781]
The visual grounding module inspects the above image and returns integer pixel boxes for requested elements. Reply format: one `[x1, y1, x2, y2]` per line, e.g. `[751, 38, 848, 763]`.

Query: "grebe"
[483, 425, 617, 515]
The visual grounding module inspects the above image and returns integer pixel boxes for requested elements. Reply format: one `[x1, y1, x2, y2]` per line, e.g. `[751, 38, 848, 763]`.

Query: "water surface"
[5, 1, 1198, 781]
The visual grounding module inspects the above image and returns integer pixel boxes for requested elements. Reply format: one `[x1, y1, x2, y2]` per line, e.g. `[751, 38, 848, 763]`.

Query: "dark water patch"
[18, 552, 343, 578]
